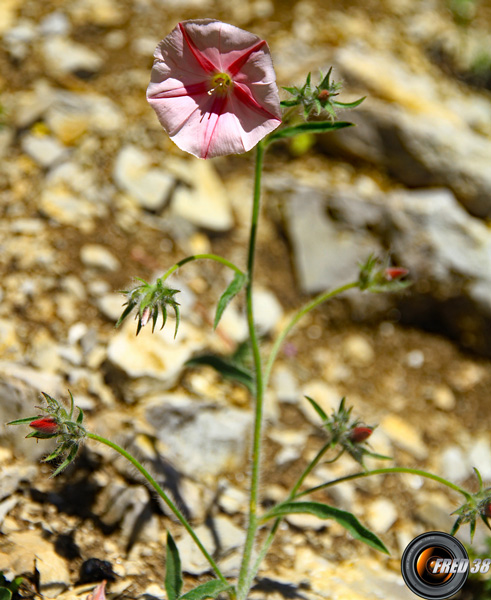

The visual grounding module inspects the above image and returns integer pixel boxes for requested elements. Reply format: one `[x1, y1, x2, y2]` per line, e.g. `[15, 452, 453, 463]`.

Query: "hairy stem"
[161, 253, 244, 282]
[87, 432, 227, 583]
[294, 467, 473, 501]
[264, 281, 358, 389]
[237, 141, 266, 600]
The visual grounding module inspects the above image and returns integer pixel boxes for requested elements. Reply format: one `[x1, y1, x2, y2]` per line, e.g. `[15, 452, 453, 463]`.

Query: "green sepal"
[267, 121, 353, 143]
[76, 407, 84, 424]
[173, 303, 180, 339]
[332, 96, 366, 109]
[7, 416, 40, 426]
[214, 272, 247, 330]
[115, 301, 136, 329]
[43, 442, 68, 463]
[180, 580, 233, 600]
[165, 531, 183, 600]
[263, 501, 389, 554]
[304, 395, 328, 422]
[50, 443, 79, 478]
[26, 430, 58, 440]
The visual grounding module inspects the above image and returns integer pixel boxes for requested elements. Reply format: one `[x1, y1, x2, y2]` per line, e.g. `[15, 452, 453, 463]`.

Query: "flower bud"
[349, 426, 373, 443]
[29, 416, 59, 435]
[318, 89, 330, 101]
[384, 267, 409, 281]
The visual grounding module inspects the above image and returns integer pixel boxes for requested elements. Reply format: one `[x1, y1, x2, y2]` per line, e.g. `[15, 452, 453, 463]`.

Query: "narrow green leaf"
[43, 442, 68, 462]
[332, 96, 366, 109]
[115, 301, 135, 328]
[165, 531, 183, 600]
[0, 587, 12, 600]
[180, 580, 232, 600]
[214, 272, 247, 330]
[76, 407, 84, 424]
[264, 501, 389, 554]
[186, 355, 254, 393]
[50, 443, 79, 478]
[7, 416, 39, 426]
[282, 86, 299, 94]
[267, 121, 353, 143]
[280, 100, 300, 108]
[173, 304, 180, 339]
[304, 396, 328, 422]
[68, 390, 75, 419]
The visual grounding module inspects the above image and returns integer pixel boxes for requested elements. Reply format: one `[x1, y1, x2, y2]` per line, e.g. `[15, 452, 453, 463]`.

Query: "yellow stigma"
[208, 72, 233, 96]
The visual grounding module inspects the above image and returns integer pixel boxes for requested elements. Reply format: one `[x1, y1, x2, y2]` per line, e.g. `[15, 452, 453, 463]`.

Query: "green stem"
[87, 432, 227, 584]
[245, 441, 335, 591]
[294, 467, 473, 501]
[264, 281, 358, 388]
[237, 141, 266, 600]
[161, 254, 244, 282]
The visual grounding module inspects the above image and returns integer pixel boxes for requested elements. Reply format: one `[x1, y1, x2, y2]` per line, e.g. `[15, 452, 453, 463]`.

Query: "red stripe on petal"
[202, 95, 228, 159]
[233, 82, 281, 122]
[227, 40, 266, 77]
[179, 23, 217, 75]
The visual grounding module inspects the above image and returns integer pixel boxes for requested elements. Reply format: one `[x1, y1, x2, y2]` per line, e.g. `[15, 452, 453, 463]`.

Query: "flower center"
[208, 72, 233, 96]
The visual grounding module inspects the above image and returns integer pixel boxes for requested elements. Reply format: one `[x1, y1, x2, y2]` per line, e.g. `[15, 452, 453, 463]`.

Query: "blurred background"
[1, 0, 491, 598]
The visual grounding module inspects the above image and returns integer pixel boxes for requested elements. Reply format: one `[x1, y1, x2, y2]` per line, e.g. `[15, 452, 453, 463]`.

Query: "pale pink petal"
[180, 20, 266, 73]
[86, 581, 106, 600]
[147, 19, 282, 158]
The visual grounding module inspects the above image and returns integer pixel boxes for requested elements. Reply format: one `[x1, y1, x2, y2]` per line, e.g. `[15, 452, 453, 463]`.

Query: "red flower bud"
[349, 426, 373, 443]
[29, 416, 59, 435]
[384, 267, 409, 281]
[318, 89, 330, 101]
[482, 502, 491, 520]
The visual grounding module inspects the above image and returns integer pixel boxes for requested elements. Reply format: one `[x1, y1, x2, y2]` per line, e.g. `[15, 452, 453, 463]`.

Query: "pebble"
[39, 12, 71, 36]
[365, 498, 398, 533]
[300, 380, 342, 424]
[342, 334, 375, 366]
[468, 438, 491, 480]
[21, 134, 68, 168]
[171, 161, 233, 231]
[217, 481, 248, 515]
[271, 364, 300, 403]
[430, 384, 456, 411]
[80, 244, 120, 271]
[42, 36, 103, 76]
[439, 445, 469, 482]
[143, 394, 251, 479]
[40, 187, 101, 231]
[7, 531, 70, 597]
[113, 145, 174, 211]
[97, 293, 126, 321]
[108, 321, 205, 391]
[380, 414, 428, 460]
[252, 288, 283, 335]
[405, 349, 425, 369]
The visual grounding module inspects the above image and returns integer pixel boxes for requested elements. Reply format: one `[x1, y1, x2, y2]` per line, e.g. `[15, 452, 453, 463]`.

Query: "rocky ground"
[1, 0, 491, 599]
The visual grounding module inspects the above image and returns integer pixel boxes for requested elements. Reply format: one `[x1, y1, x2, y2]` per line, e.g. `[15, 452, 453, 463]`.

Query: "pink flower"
[147, 19, 282, 159]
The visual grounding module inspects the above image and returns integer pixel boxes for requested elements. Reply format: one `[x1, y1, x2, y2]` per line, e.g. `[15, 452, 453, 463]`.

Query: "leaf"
[0, 588, 12, 600]
[7, 416, 40, 426]
[214, 272, 247, 330]
[280, 100, 300, 108]
[267, 121, 353, 143]
[76, 407, 84, 424]
[180, 580, 232, 600]
[68, 390, 75, 419]
[186, 355, 254, 393]
[263, 501, 389, 554]
[50, 443, 79, 478]
[332, 96, 366, 109]
[304, 396, 328, 422]
[165, 531, 183, 600]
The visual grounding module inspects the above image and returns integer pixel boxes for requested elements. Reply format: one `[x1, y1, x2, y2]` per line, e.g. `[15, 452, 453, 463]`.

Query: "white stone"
[365, 498, 398, 533]
[380, 414, 428, 460]
[107, 320, 204, 387]
[144, 394, 251, 479]
[468, 438, 491, 480]
[252, 288, 283, 335]
[42, 36, 102, 76]
[342, 334, 375, 366]
[39, 12, 71, 36]
[272, 364, 300, 403]
[171, 161, 233, 231]
[114, 145, 174, 211]
[80, 244, 120, 271]
[21, 134, 67, 168]
[440, 446, 469, 482]
[97, 293, 126, 321]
